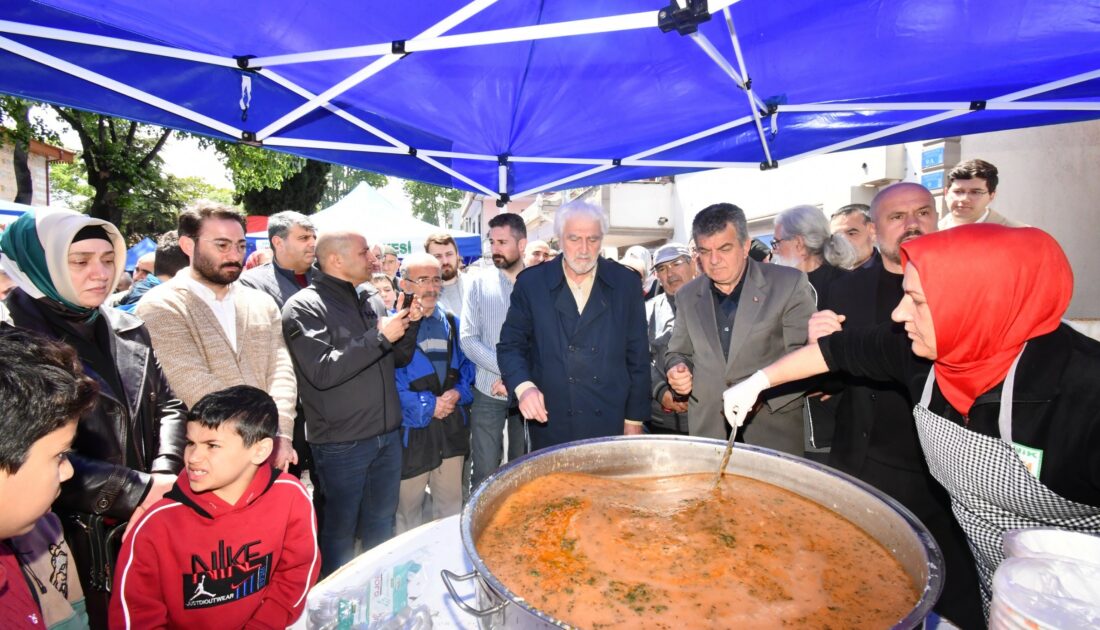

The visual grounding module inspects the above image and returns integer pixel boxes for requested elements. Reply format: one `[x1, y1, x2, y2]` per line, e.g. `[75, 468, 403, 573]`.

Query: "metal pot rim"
[459, 435, 944, 628]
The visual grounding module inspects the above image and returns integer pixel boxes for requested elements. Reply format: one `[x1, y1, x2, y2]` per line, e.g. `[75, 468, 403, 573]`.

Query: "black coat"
[497, 257, 650, 451]
[5, 289, 187, 519]
[818, 264, 985, 629]
[823, 321, 1100, 507]
[818, 259, 931, 473]
[281, 266, 418, 444]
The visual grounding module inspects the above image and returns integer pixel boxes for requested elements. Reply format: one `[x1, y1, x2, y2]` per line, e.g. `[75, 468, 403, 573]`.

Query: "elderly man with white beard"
[497, 201, 650, 451]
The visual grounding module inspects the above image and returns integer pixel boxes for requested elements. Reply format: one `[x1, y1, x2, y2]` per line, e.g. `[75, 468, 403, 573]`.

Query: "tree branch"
[137, 128, 172, 171]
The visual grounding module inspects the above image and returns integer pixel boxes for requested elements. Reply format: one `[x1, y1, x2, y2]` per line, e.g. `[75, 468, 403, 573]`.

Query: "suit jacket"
[939, 207, 1026, 229]
[665, 260, 816, 446]
[497, 257, 650, 450]
[239, 260, 311, 309]
[820, 259, 936, 473]
[136, 277, 298, 437]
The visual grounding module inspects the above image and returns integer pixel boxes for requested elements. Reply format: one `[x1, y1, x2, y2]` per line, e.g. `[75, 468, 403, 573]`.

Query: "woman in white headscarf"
[0, 207, 185, 628]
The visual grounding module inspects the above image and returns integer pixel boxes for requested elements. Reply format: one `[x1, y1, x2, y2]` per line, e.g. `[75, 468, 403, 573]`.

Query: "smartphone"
[401, 292, 415, 310]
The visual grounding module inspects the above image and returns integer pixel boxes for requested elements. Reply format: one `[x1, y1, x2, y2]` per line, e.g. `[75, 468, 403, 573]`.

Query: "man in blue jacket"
[394, 253, 474, 532]
[497, 201, 650, 451]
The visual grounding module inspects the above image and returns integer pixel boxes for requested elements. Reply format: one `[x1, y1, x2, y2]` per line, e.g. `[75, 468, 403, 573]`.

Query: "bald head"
[316, 231, 374, 284]
[869, 183, 938, 272]
[870, 183, 934, 221]
[134, 251, 155, 282]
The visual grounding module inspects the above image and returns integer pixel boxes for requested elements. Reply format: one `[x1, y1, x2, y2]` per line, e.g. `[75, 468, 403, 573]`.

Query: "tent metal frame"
[1, 1, 1099, 199]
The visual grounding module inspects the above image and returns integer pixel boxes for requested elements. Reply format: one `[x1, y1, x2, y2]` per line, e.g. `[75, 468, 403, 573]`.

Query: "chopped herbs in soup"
[477, 472, 918, 628]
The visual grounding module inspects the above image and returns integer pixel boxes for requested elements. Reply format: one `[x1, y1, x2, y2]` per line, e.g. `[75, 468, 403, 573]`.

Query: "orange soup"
[476, 472, 919, 629]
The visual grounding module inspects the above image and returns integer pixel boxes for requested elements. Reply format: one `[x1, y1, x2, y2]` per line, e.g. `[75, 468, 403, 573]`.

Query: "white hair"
[399, 252, 440, 278]
[774, 205, 858, 269]
[554, 201, 609, 240]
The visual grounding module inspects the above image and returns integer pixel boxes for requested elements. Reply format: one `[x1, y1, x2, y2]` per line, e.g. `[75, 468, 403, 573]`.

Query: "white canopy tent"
[310, 183, 481, 258]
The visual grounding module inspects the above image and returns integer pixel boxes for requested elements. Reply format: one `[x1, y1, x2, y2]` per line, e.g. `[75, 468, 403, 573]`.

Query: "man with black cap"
[645, 242, 696, 434]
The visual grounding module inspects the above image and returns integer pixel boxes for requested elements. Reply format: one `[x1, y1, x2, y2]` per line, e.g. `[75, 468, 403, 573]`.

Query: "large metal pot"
[442, 435, 944, 629]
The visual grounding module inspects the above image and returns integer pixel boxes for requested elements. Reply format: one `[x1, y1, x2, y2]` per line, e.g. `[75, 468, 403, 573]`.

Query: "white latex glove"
[722, 370, 771, 430]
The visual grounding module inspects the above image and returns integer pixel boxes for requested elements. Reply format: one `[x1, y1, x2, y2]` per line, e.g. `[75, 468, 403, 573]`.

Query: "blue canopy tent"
[1, 1, 1099, 201]
[124, 236, 156, 271]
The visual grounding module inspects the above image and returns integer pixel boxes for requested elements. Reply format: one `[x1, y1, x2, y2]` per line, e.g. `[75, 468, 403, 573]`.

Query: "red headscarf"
[899, 224, 1072, 415]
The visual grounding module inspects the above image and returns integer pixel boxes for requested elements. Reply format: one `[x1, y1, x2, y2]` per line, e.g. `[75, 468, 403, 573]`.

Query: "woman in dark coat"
[0, 208, 185, 628]
[722, 224, 1100, 620]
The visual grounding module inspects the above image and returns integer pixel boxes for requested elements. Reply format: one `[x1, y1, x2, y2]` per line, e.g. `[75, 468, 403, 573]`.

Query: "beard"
[492, 252, 521, 270]
[770, 253, 799, 268]
[564, 254, 597, 276]
[193, 253, 242, 286]
[441, 263, 458, 281]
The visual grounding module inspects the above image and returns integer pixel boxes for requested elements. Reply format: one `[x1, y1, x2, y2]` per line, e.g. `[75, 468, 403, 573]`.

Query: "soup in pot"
[476, 472, 919, 629]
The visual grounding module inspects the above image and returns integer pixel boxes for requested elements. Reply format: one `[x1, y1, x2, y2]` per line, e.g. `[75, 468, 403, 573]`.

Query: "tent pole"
[513, 113, 757, 197]
[249, 1, 744, 67]
[782, 66, 1100, 165]
[498, 159, 509, 196]
[514, 163, 615, 199]
[623, 158, 756, 168]
[258, 69, 411, 150]
[629, 114, 754, 160]
[0, 34, 242, 138]
[0, 19, 235, 66]
[419, 154, 500, 200]
[255, 0, 501, 141]
[721, 7, 774, 167]
[783, 111, 968, 165]
[782, 101, 1100, 113]
[264, 138, 408, 154]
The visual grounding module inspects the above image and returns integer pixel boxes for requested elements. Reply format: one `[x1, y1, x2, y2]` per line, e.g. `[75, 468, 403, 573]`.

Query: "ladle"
[712, 430, 736, 488]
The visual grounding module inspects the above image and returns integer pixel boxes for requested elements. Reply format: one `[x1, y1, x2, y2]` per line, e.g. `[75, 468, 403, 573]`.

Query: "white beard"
[770, 253, 799, 268]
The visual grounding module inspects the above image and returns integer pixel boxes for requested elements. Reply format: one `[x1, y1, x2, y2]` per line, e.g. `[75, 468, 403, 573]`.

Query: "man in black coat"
[815, 182, 983, 629]
[240, 210, 317, 308]
[497, 201, 650, 451]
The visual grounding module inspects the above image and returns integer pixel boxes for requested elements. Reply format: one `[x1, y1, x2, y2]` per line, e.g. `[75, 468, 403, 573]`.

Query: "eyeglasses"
[947, 188, 989, 198]
[770, 237, 790, 251]
[654, 258, 689, 274]
[406, 276, 443, 287]
[200, 239, 248, 254]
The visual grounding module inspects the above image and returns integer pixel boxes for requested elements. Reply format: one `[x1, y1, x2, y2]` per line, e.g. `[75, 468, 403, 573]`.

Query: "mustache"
[896, 229, 924, 245]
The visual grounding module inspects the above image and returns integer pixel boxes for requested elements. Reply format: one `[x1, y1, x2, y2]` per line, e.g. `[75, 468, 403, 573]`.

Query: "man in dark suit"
[813, 182, 983, 628]
[240, 211, 316, 308]
[665, 203, 816, 454]
[497, 201, 650, 451]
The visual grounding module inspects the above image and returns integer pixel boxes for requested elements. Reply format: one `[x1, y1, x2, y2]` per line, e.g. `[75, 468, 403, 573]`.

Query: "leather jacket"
[5, 289, 187, 520]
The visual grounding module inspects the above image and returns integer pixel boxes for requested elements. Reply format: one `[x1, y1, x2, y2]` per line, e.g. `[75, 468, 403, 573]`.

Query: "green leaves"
[403, 180, 463, 226]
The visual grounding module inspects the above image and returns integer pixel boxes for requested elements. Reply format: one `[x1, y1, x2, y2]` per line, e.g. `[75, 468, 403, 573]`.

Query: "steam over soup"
[477, 472, 919, 629]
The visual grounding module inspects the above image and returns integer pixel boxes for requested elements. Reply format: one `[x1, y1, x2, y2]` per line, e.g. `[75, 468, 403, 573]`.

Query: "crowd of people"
[0, 158, 1096, 629]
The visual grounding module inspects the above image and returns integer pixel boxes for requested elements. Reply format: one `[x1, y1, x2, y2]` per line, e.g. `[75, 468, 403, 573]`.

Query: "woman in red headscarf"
[721, 224, 1100, 617]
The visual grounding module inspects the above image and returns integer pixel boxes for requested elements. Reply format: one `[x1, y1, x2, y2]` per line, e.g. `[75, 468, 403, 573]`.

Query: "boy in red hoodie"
[0, 329, 96, 629]
[110, 385, 319, 629]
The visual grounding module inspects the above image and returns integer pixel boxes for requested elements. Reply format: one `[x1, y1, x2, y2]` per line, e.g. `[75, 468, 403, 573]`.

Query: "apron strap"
[918, 343, 1028, 443]
[919, 367, 936, 408]
[998, 343, 1027, 444]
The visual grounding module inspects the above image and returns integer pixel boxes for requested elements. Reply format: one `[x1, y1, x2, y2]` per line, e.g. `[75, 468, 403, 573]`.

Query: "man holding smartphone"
[282, 231, 420, 576]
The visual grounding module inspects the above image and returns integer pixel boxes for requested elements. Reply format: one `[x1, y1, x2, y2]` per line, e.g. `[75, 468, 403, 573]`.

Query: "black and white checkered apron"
[913, 347, 1100, 613]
